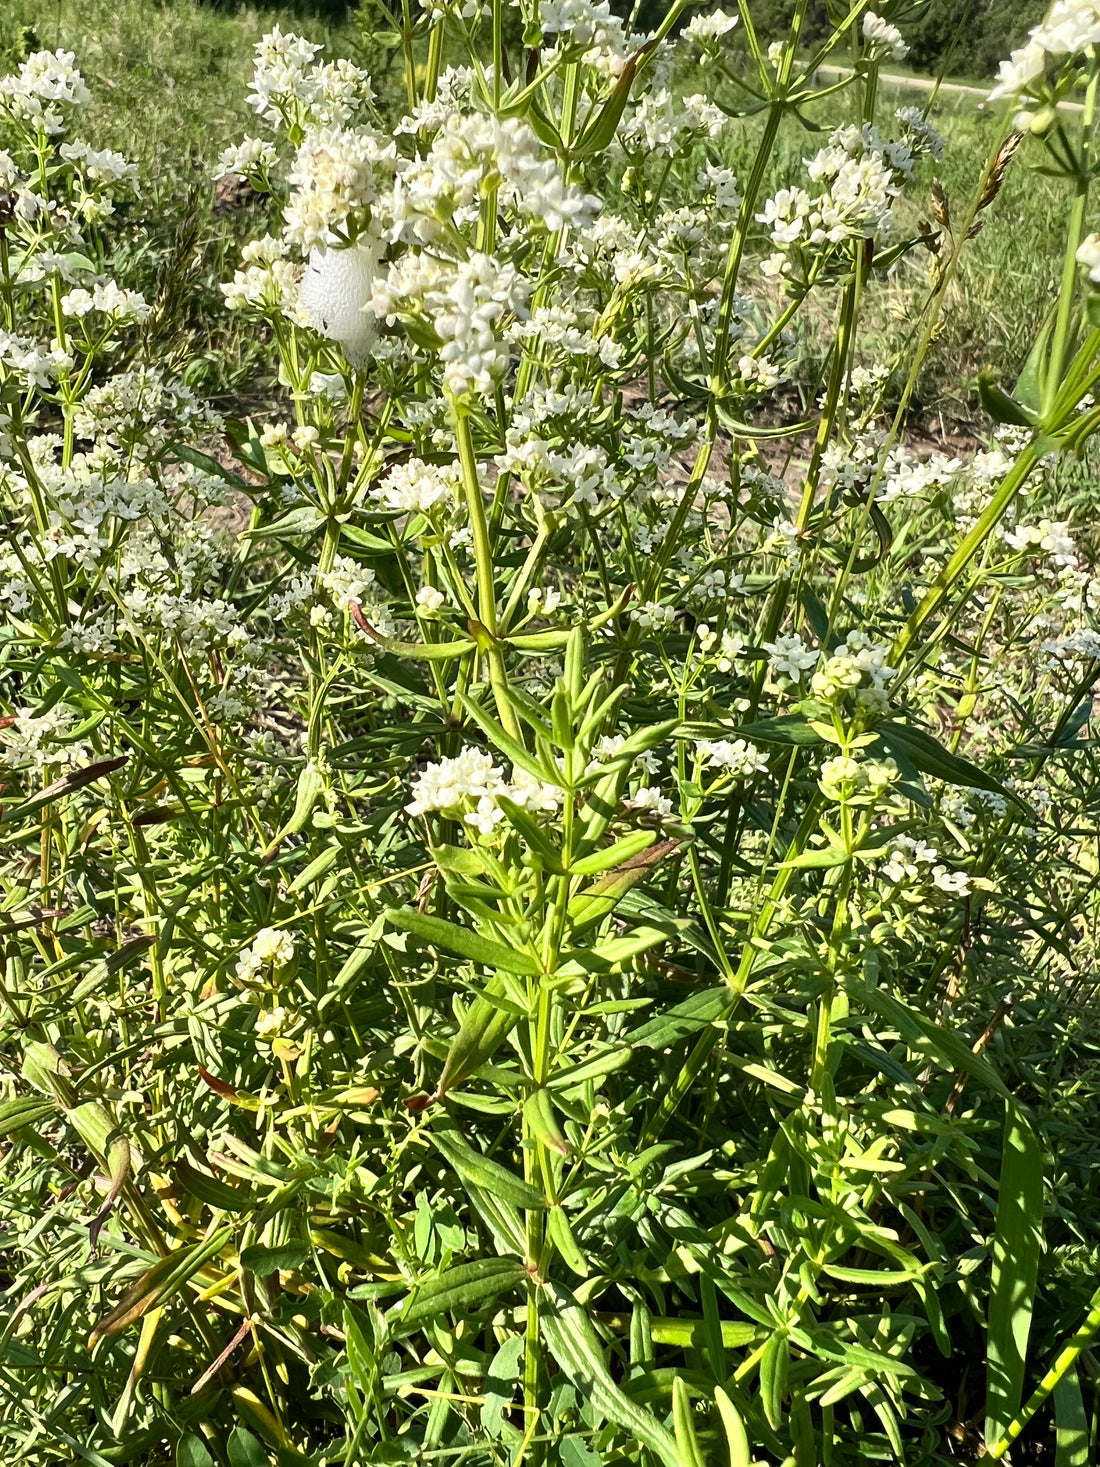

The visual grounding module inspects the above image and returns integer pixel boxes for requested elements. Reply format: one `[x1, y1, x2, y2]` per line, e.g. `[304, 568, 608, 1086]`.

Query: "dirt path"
[814, 64, 1084, 112]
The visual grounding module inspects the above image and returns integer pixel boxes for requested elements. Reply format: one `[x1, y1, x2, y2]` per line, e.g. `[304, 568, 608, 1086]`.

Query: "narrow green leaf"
[456, 691, 556, 784]
[569, 829, 655, 877]
[978, 368, 1036, 427]
[714, 1387, 751, 1467]
[878, 721, 1027, 811]
[385, 907, 542, 975]
[759, 1331, 788, 1431]
[429, 1127, 546, 1212]
[2, 756, 128, 825]
[539, 1279, 681, 1467]
[1053, 1367, 1089, 1467]
[672, 1377, 705, 1467]
[262, 761, 326, 859]
[436, 979, 523, 1097]
[399, 1257, 526, 1330]
[985, 1101, 1044, 1447]
[628, 988, 734, 1050]
[0, 1096, 57, 1136]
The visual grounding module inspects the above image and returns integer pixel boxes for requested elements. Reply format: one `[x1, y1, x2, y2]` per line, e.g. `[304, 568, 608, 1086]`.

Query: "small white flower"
[763, 633, 819, 680]
[862, 11, 908, 60]
[415, 585, 445, 614]
[696, 738, 769, 778]
[255, 1006, 292, 1038]
[631, 785, 674, 818]
[683, 9, 739, 45]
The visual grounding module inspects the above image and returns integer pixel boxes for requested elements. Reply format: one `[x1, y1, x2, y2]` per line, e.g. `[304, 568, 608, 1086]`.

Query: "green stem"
[1047, 63, 1098, 401]
[981, 1286, 1100, 1460]
[453, 406, 521, 739]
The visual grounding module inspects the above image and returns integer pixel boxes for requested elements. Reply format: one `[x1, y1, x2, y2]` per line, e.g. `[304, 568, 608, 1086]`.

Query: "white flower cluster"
[406, 747, 561, 836]
[894, 107, 946, 163]
[283, 126, 395, 251]
[372, 251, 531, 399]
[60, 281, 150, 323]
[538, 0, 639, 76]
[758, 124, 910, 259]
[623, 90, 727, 152]
[881, 835, 971, 896]
[498, 429, 619, 512]
[989, 0, 1100, 112]
[819, 754, 900, 803]
[236, 926, 297, 984]
[513, 303, 622, 370]
[1042, 628, 1100, 666]
[220, 235, 301, 316]
[247, 26, 374, 129]
[0, 703, 86, 774]
[764, 633, 819, 681]
[0, 50, 90, 133]
[631, 600, 677, 630]
[59, 140, 137, 183]
[683, 9, 739, 45]
[1002, 518, 1077, 566]
[862, 12, 909, 61]
[255, 1006, 297, 1041]
[810, 631, 895, 702]
[69, 368, 222, 451]
[878, 447, 962, 504]
[392, 113, 599, 244]
[213, 137, 278, 181]
[0, 330, 73, 389]
[370, 457, 461, 514]
[630, 785, 675, 818]
[696, 738, 769, 778]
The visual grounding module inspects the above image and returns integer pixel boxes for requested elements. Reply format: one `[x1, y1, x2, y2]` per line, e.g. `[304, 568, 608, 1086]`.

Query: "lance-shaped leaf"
[568, 839, 680, 932]
[523, 1087, 570, 1156]
[429, 1127, 546, 1212]
[0, 1096, 57, 1137]
[572, 40, 656, 157]
[349, 600, 476, 660]
[978, 368, 1036, 427]
[385, 906, 542, 974]
[876, 721, 1028, 811]
[67, 1100, 132, 1250]
[262, 760, 326, 860]
[456, 690, 559, 783]
[435, 977, 523, 1098]
[2, 756, 128, 825]
[569, 828, 655, 877]
[176, 1157, 255, 1214]
[539, 1279, 681, 1467]
[397, 1256, 526, 1332]
[714, 1387, 751, 1467]
[985, 1101, 1044, 1447]
[90, 1228, 232, 1344]
[672, 1377, 706, 1467]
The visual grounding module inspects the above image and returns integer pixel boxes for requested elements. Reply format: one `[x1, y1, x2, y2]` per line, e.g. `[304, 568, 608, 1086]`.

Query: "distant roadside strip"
[813, 64, 1084, 112]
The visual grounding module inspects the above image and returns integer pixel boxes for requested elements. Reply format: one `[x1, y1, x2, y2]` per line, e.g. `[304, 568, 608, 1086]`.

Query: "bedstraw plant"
[2, 2, 1100, 1465]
